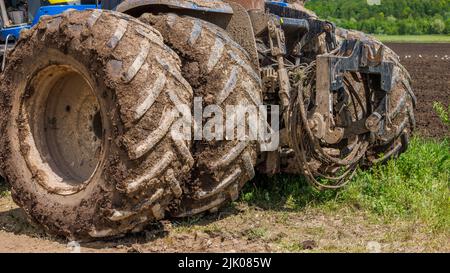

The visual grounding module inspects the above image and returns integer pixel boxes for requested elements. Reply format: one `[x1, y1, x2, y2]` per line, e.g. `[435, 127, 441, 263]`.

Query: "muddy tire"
[141, 14, 262, 216]
[0, 10, 193, 239]
[366, 60, 416, 164]
[334, 29, 416, 165]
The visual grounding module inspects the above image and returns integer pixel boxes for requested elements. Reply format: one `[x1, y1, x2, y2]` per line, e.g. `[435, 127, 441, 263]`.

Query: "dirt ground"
[0, 43, 449, 253]
[386, 43, 450, 139]
[1, 194, 449, 253]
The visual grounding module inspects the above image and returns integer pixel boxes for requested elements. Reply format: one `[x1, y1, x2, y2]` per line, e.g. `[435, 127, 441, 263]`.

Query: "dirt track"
[386, 43, 450, 139]
[0, 43, 449, 253]
[1, 195, 449, 253]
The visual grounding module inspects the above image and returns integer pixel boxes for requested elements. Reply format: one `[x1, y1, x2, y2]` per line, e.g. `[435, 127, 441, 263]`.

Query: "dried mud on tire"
[141, 13, 262, 217]
[0, 10, 193, 239]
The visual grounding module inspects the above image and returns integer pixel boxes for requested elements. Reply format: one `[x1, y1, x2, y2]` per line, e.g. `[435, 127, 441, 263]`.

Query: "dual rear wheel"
[0, 10, 259, 239]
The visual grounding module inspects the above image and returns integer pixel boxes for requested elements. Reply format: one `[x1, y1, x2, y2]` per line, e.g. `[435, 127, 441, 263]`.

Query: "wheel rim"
[22, 65, 104, 194]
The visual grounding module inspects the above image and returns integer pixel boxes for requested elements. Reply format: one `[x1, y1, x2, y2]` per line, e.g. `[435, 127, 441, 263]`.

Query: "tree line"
[305, 0, 450, 35]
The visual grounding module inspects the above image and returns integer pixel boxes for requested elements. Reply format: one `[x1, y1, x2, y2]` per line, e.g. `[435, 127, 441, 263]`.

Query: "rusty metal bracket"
[314, 39, 395, 144]
[325, 39, 395, 92]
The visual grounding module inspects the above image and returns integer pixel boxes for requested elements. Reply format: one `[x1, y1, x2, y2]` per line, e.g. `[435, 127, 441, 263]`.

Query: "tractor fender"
[114, 0, 234, 15]
[111, 0, 259, 71]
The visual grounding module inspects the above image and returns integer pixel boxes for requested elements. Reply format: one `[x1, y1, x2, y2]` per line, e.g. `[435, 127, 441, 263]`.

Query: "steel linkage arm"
[313, 39, 395, 144]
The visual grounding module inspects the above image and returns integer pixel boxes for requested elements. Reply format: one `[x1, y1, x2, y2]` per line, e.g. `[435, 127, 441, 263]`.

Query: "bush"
[446, 18, 450, 34]
[431, 18, 446, 34]
[306, 0, 450, 35]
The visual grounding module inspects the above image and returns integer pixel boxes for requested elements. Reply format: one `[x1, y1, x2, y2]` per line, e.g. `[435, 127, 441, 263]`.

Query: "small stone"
[366, 241, 382, 253]
[128, 244, 143, 253]
[301, 240, 317, 250]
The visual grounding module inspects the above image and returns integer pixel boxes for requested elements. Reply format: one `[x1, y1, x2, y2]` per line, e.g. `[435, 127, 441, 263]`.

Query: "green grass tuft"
[241, 137, 450, 233]
[339, 138, 449, 231]
[433, 101, 450, 127]
[240, 174, 337, 211]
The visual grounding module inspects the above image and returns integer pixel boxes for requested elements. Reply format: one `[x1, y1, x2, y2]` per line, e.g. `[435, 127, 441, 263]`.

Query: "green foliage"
[431, 18, 446, 33]
[244, 227, 268, 240]
[240, 174, 337, 210]
[433, 101, 450, 126]
[242, 138, 450, 232]
[306, 0, 450, 35]
[339, 138, 450, 232]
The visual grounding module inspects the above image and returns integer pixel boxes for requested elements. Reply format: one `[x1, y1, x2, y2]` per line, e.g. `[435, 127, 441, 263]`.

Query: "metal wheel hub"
[22, 65, 104, 194]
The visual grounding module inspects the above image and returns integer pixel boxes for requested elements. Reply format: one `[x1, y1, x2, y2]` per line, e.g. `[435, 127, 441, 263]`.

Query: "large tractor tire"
[289, 30, 416, 188]
[365, 52, 416, 165]
[335, 29, 416, 164]
[0, 10, 193, 239]
[140, 14, 262, 217]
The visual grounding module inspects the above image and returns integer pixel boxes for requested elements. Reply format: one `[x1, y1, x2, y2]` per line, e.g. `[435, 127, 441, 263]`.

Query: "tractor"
[0, 1, 100, 68]
[0, 0, 415, 239]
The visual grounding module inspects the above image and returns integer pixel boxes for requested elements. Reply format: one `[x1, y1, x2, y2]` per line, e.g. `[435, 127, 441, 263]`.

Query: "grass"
[433, 101, 450, 127]
[0, 178, 8, 197]
[244, 227, 268, 241]
[241, 137, 450, 233]
[374, 35, 450, 43]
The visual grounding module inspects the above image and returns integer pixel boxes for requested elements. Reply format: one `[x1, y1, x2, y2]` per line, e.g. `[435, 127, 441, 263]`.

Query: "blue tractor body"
[0, 0, 298, 42]
[1, 3, 98, 42]
[0, 24, 23, 41]
[31, 4, 98, 25]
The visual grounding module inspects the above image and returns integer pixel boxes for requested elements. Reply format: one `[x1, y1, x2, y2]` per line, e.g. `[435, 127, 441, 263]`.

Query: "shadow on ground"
[0, 177, 247, 251]
[239, 173, 339, 212]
